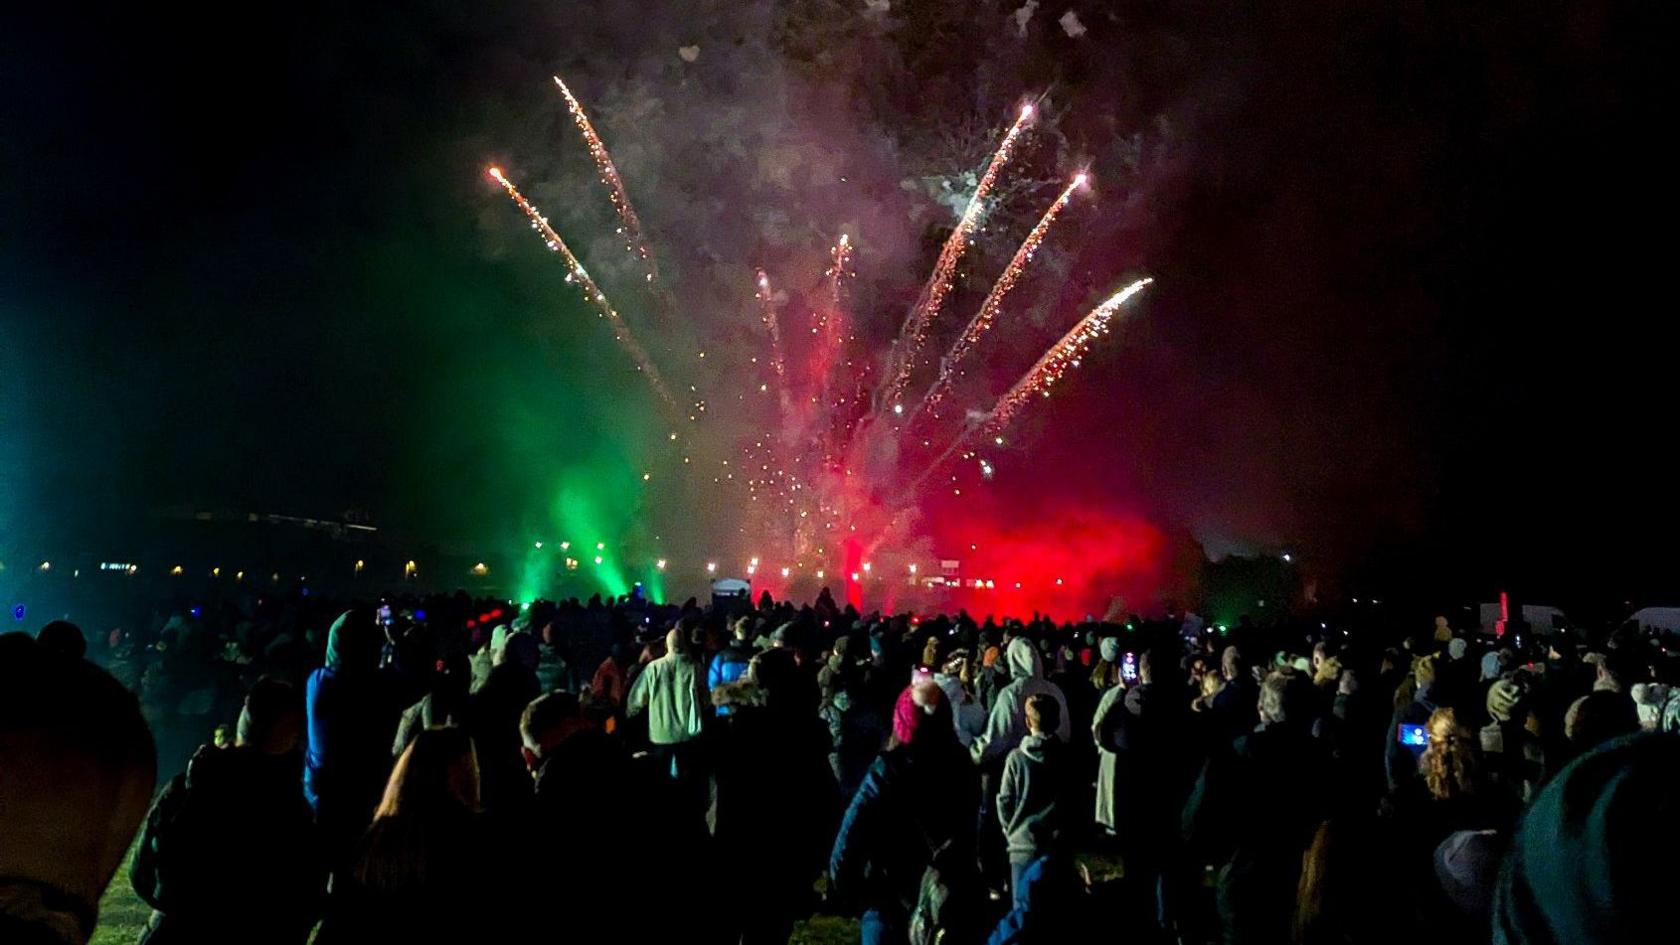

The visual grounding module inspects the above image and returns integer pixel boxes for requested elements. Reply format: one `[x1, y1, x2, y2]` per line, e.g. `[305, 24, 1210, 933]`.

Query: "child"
[996, 693, 1074, 895]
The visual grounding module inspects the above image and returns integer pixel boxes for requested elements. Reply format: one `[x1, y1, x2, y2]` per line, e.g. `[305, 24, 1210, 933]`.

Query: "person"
[36, 619, 88, 660]
[830, 683, 980, 945]
[392, 653, 470, 758]
[131, 678, 324, 945]
[983, 849, 1089, 945]
[712, 648, 839, 944]
[997, 694, 1076, 897]
[1561, 690, 1640, 759]
[0, 632, 156, 945]
[626, 626, 707, 794]
[463, 630, 540, 814]
[932, 651, 986, 747]
[1184, 669, 1331, 945]
[304, 610, 412, 860]
[1097, 649, 1192, 933]
[1479, 677, 1545, 803]
[316, 728, 495, 944]
[534, 622, 570, 693]
[1208, 644, 1258, 743]
[1494, 732, 1679, 944]
[1386, 655, 1441, 792]
[517, 692, 701, 942]
[709, 617, 756, 715]
[972, 638, 1072, 764]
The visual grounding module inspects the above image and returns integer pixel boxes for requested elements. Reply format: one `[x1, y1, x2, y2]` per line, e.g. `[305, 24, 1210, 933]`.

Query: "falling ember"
[552, 75, 659, 284]
[910, 172, 1087, 425]
[876, 101, 1037, 413]
[486, 166, 676, 408]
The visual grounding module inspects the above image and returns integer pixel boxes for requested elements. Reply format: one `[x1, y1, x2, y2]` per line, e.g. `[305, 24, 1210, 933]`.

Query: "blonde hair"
[1419, 708, 1481, 801]
[353, 727, 480, 889]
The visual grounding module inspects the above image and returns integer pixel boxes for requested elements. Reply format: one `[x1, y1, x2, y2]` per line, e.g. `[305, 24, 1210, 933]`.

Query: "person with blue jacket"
[708, 618, 756, 716]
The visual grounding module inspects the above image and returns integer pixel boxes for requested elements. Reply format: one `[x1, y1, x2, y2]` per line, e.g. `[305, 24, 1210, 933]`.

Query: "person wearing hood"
[933, 651, 986, 747]
[971, 638, 1071, 767]
[996, 694, 1077, 897]
[132, 678, 324, 945]
[830, 682, 981, 945]
[1493, 732, 1679, 945]
[304, 610, 413, 860]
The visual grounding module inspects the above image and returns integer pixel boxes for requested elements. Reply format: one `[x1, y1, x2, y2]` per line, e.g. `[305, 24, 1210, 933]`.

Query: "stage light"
[780, 567, 790, 577]
[851, 572, 860, 582]
[594, 556, 604, 565]
[706, 561, 717, 573]
[471, 562, 489, 576]
[534, 541, 543, 549]
[656, 559, 667, 570]
[170, 565, 183, 576]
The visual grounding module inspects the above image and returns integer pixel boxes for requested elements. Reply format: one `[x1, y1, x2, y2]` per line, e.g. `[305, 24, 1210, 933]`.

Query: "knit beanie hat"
[1448, 638, 1468, 661]
[891, 682, 946, 745]
[1494, 733, 1679, 944]
[1481, 651, 1503, 682]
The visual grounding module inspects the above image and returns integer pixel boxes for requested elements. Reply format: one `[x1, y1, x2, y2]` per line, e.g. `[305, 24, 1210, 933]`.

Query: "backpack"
[908, 839, 984, 945]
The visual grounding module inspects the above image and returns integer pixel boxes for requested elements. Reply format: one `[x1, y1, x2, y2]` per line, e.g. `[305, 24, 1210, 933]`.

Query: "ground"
[89, 841, 1120, 945]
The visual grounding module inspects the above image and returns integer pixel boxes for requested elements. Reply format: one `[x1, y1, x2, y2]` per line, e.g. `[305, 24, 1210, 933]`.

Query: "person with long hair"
[316, 727, 492, 944]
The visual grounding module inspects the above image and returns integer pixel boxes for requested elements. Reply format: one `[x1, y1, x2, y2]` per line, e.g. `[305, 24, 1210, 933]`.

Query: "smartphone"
[911, 664, 935, 684]
[1397, 723, 1429, 748]
[1121, 652, 1139, 683]
[377, 604, 393, 626]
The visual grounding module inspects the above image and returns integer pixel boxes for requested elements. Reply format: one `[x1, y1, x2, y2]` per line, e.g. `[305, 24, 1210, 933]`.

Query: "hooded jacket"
[971, 640, 1072, 767]
[304, 612, 405, 831]
[996, 733, 1075, 863]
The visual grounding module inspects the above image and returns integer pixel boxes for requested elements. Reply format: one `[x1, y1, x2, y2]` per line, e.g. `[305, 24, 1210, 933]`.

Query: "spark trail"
[553, 76, 660, 286]
[901, 278, 1154, 498]
[876, 103, 1036, 415]
[487, 166, 675, 408]
[907, 173, 1087, 427]
[754, 269, 792, 416]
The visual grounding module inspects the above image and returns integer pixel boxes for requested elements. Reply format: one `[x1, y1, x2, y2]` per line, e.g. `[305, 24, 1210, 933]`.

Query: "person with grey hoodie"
[972, 638, 1071, 767]
[996, 694, 1076, 896]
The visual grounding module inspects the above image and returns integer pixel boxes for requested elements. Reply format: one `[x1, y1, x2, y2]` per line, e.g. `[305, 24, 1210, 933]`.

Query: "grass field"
[87, 840, 860, 945]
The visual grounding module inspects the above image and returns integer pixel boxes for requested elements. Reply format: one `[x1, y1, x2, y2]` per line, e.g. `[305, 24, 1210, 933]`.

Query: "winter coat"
[984, 853, 1088, 945]
[713, 687, 840, 893]
[303, 613, 408, 846]
[534, 644, 568, 694]
[707, 641, 754, 716]
[1094, 680, 1193, 855]
[1090, 684, 1125, 831]
[590, 656, 627, 707]
[132, 746, 323, 945]
[1183, 720, 1332, 945]
[314, 810, 494, 945]
[972, 640, 1072, 767]
[626, 650, 706, 745]
[822, 691, 887, 800]
[997, 733, 1076, 864]
[830, 741, 979, 915]
[463, 663, 540, 814]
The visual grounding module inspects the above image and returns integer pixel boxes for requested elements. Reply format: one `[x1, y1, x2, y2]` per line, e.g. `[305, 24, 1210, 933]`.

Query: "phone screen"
[1121, 652, 1139, 683]
[1397, 723, 1429, 748]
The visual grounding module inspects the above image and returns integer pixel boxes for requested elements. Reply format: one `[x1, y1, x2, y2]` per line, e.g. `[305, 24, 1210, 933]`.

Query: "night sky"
[2, 1, 1674, 606]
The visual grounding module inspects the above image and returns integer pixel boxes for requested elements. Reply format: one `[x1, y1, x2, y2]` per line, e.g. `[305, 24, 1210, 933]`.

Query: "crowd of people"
[2, 583, 1678, 945]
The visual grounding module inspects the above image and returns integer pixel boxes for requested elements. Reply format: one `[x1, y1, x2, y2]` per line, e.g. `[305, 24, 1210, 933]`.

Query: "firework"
[987, 277, 1153, 430]
[899, 278, 1153, 498]
[876, 102, 1036, 414]
[909, 173, 1086, 425]
[754, 269, 791, 412]
[486, 166, 676, 408]
[552, 76, 659, 286]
